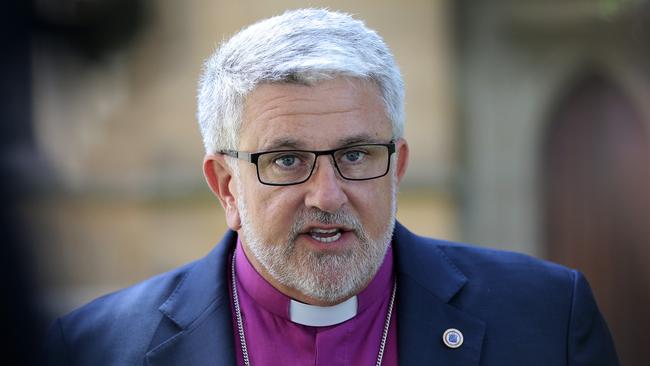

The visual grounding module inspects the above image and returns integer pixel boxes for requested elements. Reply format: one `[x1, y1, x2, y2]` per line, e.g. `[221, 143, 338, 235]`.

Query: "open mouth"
[308, 228, 342, 243]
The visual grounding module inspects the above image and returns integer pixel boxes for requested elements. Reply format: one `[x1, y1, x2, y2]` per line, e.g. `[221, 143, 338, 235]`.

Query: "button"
[443, 328, 463, 349]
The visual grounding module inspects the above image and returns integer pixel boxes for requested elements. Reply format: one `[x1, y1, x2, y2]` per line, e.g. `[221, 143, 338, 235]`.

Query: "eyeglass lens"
[256, 145, 390, 184]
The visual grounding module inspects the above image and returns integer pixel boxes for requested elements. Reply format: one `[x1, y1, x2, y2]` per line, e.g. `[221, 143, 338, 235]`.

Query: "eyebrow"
[261, 138, 305, 151]
[261, 134, 389, 152]
[336, 134, 386, 147]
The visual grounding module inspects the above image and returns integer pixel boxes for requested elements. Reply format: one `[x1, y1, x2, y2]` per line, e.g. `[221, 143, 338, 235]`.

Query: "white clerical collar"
[289, 296, 358, 327]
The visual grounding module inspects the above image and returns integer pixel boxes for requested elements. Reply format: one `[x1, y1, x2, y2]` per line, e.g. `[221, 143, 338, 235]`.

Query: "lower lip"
[299, 231, 354, 251]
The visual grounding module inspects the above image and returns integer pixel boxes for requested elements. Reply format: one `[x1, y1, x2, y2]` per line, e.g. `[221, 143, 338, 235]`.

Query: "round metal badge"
[443, 328, 464, 349]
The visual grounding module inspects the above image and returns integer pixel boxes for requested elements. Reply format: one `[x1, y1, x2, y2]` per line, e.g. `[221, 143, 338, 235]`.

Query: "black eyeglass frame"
[218, 141, 396, 186]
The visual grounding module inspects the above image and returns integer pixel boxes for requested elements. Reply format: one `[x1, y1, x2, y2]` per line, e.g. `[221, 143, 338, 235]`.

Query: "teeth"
[311, 228, 338, 234]
[310, 231, 342, 243]
[308, 228, 342, 243]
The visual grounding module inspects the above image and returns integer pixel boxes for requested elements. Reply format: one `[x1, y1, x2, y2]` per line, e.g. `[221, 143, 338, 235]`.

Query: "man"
[46, 9, 619, 365]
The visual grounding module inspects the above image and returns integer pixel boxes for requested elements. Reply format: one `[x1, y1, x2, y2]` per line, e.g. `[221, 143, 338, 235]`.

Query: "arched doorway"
[542, 72, 650, 364]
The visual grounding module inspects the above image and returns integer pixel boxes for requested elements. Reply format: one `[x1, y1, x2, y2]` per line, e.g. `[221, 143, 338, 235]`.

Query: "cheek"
[247, 187, 303, 232]
[348, 180, 394, 234]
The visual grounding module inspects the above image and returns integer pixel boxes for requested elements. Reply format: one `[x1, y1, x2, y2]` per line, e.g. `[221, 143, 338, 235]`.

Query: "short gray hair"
[197, 8, 404, 153]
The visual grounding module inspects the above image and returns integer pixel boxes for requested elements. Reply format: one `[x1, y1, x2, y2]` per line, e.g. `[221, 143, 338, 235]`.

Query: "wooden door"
[542, 73, 650, 365]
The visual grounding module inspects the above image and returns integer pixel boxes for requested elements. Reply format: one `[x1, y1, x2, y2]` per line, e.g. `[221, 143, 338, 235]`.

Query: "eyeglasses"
[218, 141, 396, 186]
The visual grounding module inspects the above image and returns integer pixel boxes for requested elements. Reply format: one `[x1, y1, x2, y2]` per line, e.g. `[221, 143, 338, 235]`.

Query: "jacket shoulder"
[410, 235, 618, 365]
[396, 226, 578, 311]
[436, 238, 574, 283]
[46, 261, 196, 365]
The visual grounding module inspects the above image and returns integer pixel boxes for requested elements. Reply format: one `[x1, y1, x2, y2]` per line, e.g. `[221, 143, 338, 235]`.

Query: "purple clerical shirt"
[230, 240, 398, 366]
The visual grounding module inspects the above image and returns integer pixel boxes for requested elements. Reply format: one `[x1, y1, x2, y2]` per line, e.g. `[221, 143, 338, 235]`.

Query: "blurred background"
[3, 0, 649, 364]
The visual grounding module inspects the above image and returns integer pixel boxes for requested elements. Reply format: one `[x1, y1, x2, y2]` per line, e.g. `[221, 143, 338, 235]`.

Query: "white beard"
[236, 173, 397, 303]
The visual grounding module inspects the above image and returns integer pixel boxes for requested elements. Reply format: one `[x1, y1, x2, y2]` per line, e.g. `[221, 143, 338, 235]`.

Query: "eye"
[341, 149, 367, 163]
[273, 153, 302, 169]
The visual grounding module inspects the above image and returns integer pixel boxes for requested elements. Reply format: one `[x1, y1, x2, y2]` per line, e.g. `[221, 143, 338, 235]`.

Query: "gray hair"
[196, 8, 404, 153]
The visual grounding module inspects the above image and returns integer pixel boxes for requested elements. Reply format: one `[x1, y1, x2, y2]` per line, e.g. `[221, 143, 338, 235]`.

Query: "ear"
[203, 154, 241, 231]
[395, 138, 409, 185]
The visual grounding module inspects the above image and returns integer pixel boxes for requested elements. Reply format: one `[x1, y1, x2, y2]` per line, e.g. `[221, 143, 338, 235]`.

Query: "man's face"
[225, 78, 408, 305]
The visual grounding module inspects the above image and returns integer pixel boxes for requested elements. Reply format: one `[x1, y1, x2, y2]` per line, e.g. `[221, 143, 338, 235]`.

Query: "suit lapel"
[394, 223, 486, 365]
[145, 299, 235, 366]
[146, 231, 238, 366]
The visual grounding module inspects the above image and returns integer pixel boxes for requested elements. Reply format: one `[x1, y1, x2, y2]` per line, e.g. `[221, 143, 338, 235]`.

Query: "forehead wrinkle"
[245, 80, 377, 124]
[243, 106, 369, 150]
[263, 109, 363, 126]
[252, 99, 363, 123]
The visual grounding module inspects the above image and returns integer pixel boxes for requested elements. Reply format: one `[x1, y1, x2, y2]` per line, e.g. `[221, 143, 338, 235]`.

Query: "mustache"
[288, 208, 365, 239]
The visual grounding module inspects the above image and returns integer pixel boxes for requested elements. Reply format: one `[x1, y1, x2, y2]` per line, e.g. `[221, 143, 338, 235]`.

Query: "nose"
[304, 155, 348, 213]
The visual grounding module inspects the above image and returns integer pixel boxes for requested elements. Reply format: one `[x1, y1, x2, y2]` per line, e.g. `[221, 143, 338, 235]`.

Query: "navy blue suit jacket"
[46, 222, 619, 365]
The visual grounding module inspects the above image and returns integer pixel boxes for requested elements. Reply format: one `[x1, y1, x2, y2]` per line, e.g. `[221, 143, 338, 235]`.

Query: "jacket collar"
[146, 223, 485, 365]
[157, 230, 235, 329]
[146, 231, 237, 366]
[393, 222, 485, 365]
[393, 222, 467, 302]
